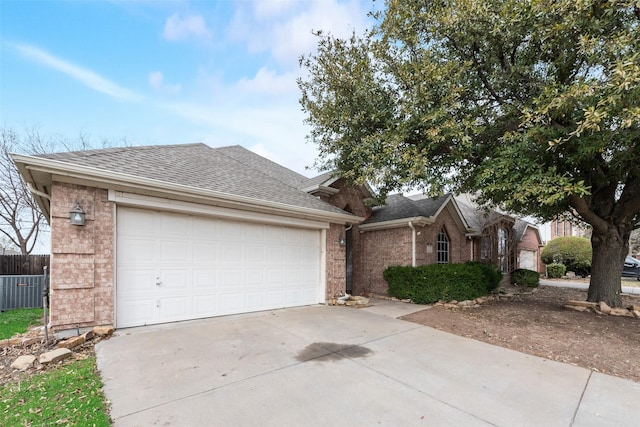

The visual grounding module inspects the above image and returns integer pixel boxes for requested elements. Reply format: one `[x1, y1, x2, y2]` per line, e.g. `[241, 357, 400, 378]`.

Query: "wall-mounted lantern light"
[69, 202, 86, 226]
[338, 233, 346, 247]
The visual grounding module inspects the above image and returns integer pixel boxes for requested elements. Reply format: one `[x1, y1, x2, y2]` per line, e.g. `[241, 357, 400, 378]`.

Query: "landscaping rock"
[93, 325, 115, 336]
[58, 335, 86, 350]
[39, 348, 72, 364]
[10, 355, 36, 371]
[610, 308, 634, 317]
[566, 300, 598, 309]
[598, 301, 612, 315]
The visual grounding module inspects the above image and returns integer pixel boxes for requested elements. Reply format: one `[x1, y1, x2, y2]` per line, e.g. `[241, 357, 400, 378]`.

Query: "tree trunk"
[587, 226, 626, 307]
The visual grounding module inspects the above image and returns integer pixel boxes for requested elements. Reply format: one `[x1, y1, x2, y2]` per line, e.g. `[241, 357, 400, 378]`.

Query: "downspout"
[408, 221, 416, 267]
[28, 182, 51, 201]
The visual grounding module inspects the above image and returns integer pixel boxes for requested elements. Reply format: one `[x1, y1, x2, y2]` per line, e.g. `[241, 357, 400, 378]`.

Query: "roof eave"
[360, 216, 433, 232]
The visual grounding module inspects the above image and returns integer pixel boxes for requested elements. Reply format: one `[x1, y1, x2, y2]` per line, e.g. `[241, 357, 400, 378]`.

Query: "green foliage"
[383, 263, 500, 304]
[300, 0, 640, 306]
[0, 308, 43, 340]
[511, 269, 540, 287]
[547, 263, 567, 278]
[465, 261, 503, 292]
[541, 236, 592, 273]
[0, 357, 111, 426]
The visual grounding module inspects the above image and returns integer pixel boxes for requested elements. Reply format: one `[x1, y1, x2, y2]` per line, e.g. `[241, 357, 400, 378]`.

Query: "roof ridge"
[38, 142, 208, 158]
[214, 145, 309, 188]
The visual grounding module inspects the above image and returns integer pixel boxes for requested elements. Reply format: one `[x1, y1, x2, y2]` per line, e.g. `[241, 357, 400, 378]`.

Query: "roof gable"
[362, 193, 469, 232]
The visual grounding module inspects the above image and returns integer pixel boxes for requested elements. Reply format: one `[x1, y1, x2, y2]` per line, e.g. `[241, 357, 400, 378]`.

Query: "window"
[436, 230, 449, 264]
[498, 227, 508, 273]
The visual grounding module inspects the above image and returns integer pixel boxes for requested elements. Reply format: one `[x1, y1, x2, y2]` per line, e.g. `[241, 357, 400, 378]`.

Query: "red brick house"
[14, 144, 361, 332]
[14, 143, 540, 333]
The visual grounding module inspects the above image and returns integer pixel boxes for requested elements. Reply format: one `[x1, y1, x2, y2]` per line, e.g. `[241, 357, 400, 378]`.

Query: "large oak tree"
[299, 0, 640, 307]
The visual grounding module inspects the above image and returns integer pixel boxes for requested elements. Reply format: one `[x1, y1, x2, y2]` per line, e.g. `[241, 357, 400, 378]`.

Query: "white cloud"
[160, 99, 317, 176]
[252, 0, 297, 19]
[163, 13, 211, 42]
[235, 67, 297, 96]
[228, 0, 371, 68]
[148, 71, 181, 94]
[8, 42, 142, 102]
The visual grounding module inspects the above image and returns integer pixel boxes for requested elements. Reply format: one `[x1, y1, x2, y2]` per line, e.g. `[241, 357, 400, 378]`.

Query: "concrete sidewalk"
[96, 301, 640, 426]
[541, 279, 640, 295]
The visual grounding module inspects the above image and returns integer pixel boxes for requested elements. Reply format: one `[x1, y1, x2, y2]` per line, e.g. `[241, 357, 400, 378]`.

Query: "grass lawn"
[0, 308, 43, 340]
[0, 357, 111, 426]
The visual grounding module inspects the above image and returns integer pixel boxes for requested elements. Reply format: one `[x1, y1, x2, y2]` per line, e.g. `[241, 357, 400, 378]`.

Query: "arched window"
[437, 229, 449, 264]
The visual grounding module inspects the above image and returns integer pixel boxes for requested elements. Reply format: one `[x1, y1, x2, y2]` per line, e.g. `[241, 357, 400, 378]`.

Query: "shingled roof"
[364, 193, 454, 224]
[33, 143, 352, 217]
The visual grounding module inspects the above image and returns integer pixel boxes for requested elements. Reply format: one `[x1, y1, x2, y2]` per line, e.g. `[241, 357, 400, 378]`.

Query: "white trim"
[112, 203, 118, 328]
[108, 190, 330, 230]
[320, 229, 327, 302]
[408, 221, 416, 267]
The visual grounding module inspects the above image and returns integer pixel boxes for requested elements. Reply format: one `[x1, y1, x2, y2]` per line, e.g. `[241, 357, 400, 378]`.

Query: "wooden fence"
[0, 255, 50, 276]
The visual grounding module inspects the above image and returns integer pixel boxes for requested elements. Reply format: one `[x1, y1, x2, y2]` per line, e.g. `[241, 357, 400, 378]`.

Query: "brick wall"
[325, 223, 346, 298]
[323, 180, 371, 297]
[356, 203, 473, 296]
[49, 183, 114, 331]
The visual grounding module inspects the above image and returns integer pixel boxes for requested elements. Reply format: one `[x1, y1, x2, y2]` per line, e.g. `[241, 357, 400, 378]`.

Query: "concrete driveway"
[96, 300, 640, 426]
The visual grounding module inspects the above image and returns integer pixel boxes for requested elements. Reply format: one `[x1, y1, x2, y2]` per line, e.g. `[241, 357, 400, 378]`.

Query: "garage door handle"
[156, 277, 163, 286]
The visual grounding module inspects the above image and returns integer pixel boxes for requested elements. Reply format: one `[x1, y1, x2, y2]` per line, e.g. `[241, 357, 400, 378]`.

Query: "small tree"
[0, 129, 46, 254]
[541, 236, 592, 276]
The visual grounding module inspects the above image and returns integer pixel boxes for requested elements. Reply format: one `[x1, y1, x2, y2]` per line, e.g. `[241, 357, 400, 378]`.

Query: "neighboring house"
[13, 143, 543, 333]
[13, 144, 362, 332]
[513, 220, 544, 273]
[454, 197, 516, 274]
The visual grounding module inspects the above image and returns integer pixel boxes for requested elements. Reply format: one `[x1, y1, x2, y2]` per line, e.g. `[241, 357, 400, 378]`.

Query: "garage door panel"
[118, 270, 156, 296]
[192, 270, 218, 288]
[219, 270, 242, 287]
[245, 269, 264, 286]
[192, 242, 218, 263]
[245, 292, 265, 309]
[159, 297, 190, 321]
[117, 207, 323, 328]
[119, 237, 156, 264]
[192, 295, 217, 316]
[119, 299, 156, 327]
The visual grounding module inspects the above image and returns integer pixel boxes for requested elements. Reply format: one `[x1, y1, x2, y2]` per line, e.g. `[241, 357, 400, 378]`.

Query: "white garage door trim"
[116, 207, 325, 328]
[108, 190, 331, 230]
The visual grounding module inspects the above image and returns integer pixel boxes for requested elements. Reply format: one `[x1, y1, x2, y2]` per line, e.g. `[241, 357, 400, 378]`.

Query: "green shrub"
[511, 268, 540, 287]
[383, 263, 498, 304]
[546, 263, 566, 278]
[465, 261, 503, 292]
[541, 236, 591, 274]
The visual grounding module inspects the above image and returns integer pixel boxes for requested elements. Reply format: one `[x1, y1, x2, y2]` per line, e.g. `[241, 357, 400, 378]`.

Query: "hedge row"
[383, 262, 502, 304]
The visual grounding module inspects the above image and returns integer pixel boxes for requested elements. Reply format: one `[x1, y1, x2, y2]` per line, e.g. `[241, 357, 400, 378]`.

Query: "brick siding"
[49, 183, 114, 331]
[356, 203, 473, 296]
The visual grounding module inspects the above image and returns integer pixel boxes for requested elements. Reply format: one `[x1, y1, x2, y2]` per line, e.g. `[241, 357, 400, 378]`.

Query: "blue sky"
[1, 0, 374, 176]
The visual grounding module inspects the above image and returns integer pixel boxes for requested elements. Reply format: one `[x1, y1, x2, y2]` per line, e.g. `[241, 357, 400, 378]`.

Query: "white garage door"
[116, 207, 323, 328]
[519, 250, 537, 271]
